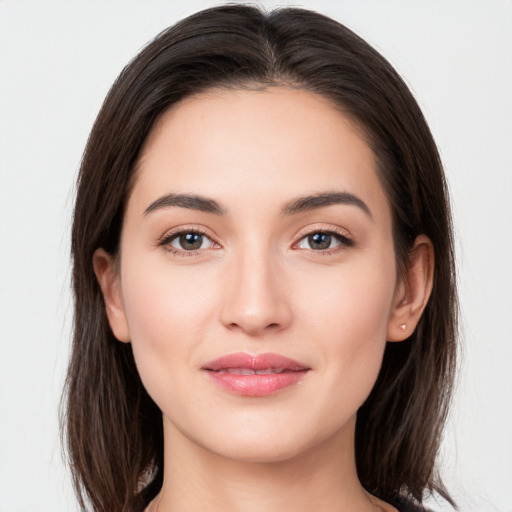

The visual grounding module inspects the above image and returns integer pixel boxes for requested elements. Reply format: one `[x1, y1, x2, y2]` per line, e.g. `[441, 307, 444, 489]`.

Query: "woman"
[64, 5, 457, 512]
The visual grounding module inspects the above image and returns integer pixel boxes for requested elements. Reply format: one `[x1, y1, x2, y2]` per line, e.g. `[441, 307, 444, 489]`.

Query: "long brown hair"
[63, 5, 458, 511]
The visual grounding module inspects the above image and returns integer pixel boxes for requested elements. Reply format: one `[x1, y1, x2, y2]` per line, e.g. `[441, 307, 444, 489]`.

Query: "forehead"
[131, 87, 389, 220]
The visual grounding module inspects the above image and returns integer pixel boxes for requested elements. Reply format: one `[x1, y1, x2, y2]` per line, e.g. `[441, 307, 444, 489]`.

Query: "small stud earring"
[399, 324, 406, 331]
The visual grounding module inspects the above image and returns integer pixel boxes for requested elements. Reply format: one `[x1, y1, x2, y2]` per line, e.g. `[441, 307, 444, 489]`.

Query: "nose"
[219, 246, 292, 336]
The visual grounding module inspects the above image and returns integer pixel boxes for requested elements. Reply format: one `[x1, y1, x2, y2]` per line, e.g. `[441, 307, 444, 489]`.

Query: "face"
[99, 87, 408, 463]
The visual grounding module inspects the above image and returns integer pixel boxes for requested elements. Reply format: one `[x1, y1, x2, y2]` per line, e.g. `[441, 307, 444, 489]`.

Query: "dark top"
[392, 495, 433, 512]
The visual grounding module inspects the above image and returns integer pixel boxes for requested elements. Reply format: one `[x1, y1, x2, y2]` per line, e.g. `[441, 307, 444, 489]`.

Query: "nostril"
[227, 320, 281, 335]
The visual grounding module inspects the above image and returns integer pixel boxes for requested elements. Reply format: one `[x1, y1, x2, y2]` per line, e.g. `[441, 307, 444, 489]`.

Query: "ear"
[93, 248, 131, 343]
[387, 235, 434, 342]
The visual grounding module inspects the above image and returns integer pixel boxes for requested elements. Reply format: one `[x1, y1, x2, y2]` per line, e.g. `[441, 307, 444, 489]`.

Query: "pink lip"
[202, 352, 310, 397]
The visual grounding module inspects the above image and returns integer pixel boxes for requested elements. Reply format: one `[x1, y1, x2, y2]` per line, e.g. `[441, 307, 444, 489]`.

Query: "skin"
[94, 87, 434, 512]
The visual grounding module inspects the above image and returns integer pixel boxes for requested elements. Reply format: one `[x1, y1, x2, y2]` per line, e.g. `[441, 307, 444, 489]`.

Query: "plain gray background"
[0, 1, 511, 511]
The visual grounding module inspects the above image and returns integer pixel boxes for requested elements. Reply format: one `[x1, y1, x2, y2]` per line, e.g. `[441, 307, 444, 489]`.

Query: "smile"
[202, 352, 311, 396]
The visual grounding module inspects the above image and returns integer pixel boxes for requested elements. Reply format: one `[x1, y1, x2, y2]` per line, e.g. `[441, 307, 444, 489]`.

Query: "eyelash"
[158, 226, 354, 257]
[293, 227, 354, 255]
[158, 227, 219, 257]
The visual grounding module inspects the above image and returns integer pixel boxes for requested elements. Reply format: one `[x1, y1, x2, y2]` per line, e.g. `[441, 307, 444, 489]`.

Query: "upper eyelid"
[293, 224, 352, 241]
[158, 225, 218, 244]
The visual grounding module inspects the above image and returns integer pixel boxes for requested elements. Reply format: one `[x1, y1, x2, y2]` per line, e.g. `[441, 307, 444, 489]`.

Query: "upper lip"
[202, 352, 310, 372]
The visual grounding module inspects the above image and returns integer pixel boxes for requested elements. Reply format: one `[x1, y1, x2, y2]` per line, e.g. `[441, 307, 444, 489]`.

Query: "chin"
[206, 435, 315, 465]
[183, 413, 354, 467]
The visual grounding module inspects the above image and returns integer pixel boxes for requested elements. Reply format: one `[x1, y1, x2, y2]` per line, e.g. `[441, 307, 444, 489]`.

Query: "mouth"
[202, 352, 311, 397]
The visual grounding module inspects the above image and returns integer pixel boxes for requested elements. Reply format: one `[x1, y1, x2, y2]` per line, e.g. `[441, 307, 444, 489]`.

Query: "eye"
[295, 230, 354, 252]
[159, 229, 219, 255]
[171, 232, 209, 251]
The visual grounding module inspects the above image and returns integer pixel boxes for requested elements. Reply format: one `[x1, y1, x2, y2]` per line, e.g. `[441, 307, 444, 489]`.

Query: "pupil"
[180, 233, 202, 250]
[309, 233, 331, 250]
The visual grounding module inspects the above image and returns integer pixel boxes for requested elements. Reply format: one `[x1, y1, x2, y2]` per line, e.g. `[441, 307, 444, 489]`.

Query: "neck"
[150, 415, 391, 512]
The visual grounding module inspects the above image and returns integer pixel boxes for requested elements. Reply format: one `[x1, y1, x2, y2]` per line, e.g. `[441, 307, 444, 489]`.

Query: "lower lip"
[205, 370, 309, 396]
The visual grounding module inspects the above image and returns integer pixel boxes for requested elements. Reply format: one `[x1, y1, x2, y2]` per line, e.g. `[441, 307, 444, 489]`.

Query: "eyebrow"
[144, 193, 225, 216]
[281, 192, 372, 218]
[144, 191, 372, 218]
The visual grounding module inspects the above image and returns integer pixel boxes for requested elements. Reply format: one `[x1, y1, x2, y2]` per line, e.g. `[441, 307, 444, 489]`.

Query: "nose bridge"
[220, 236, 291, 335]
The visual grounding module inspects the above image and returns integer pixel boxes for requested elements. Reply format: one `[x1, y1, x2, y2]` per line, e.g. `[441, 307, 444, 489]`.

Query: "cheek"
[293, 252, 396, 401]
[122, 252, 219, 334]
[296, 253, 396, 343]
[119, 257, 220, 401]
